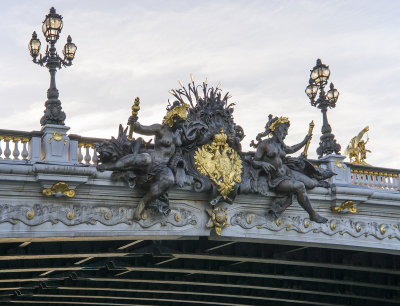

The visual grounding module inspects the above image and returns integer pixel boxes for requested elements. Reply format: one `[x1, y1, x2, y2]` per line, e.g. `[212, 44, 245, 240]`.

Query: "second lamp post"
[305, 59, 341, 159]
[28, 7, 77, 126]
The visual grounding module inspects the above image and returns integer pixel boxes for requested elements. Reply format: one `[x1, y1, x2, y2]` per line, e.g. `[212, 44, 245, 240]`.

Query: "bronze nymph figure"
[97, 101, 189, 220]
[250, 115, 332, 223]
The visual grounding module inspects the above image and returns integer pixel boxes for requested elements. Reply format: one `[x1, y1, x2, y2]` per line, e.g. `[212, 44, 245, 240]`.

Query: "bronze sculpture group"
[96, 80, 334, 225]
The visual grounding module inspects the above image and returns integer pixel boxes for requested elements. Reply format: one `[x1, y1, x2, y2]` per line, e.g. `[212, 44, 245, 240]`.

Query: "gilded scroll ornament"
[332, 200, 357, 214]
[194, 128, 242, 199]
[206, 207, 229, 236]
[42, 182, 76, 198]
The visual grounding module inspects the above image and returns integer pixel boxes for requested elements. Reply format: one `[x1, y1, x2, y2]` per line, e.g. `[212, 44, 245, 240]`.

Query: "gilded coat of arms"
[194, 128, 242, 199]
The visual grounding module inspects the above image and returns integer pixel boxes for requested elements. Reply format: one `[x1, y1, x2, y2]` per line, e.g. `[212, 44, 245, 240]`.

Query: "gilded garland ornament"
[194, 128, 242, 199]
[268, 117, 290, 134]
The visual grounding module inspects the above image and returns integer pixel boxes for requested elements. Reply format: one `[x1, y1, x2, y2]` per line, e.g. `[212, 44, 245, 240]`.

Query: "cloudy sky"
[1, 0, 399, 168]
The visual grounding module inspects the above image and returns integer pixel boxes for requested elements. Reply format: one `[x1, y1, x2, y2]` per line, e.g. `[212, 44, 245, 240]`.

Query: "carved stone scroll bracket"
[0, 203, 198, 229]
[35, 170, 91, 198]
[42, 182, 75, 198]
[331, 200, 357, 214]
[231, 211, 400, 241]
[206, 206, 229, 236]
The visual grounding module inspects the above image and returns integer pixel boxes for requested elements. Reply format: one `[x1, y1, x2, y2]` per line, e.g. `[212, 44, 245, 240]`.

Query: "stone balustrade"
[1, 128, 400, 193]
[348, 164, 400, 190]
[0, 129, 42, 161]
[69, 134, 106, 165]
[0, 129, 105, 166]
[349, 164, 400, 190]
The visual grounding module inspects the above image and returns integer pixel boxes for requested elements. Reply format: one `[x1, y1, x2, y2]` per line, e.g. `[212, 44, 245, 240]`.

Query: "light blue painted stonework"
[0, 124, 399, 254]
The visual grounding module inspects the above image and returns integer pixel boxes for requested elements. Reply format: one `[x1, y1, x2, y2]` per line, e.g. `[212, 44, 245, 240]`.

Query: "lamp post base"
[40, 99, 66, 126]
[317, 132, 341, 159]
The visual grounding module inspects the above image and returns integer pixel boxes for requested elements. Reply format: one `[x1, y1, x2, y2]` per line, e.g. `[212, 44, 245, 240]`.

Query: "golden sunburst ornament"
[194, 128, 242, 199]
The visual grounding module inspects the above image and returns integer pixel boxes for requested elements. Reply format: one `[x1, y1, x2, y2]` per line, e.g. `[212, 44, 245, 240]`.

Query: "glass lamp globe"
[63, 36, 77, 60]
[310, 59, 330, 87]
[28, 31, 41, 57]
[305, 82, 318, 100]
[327, 83, 339, 104]
[42, 7, 63, 43]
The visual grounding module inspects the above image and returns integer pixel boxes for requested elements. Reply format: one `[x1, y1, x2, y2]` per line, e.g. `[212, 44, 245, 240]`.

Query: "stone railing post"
[28, 136, 42, 162]
[318, 154, 351, 186]
[41, 124, 71, 164]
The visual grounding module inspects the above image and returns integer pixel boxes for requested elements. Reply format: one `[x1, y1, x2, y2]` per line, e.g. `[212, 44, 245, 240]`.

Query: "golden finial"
[128, 97, 140, 140]
[301, 120, 315, 158]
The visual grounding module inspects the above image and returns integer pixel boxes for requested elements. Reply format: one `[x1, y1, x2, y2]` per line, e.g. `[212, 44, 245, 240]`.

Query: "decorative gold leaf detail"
[104, 210, 113, 220]
[26, 209, 35, 220]
[52, 132, 63, 141]
[194, 128, 242, 199]
[335, 161, 346, 169]
[162, 103, 189, 127]
[206, 206, 229, 236]
[332, 201, 356, 214]
[174, 213, 182, 222]
[67, 209, 75, 220]
[42, 182, 75, 198]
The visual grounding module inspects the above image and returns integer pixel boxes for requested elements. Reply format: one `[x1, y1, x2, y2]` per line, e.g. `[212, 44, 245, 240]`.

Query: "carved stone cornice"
[0, 203, 198, 229]
[231, 212, 400, 241]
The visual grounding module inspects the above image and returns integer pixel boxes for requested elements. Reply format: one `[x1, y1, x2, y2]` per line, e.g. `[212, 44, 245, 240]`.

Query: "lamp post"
[305, 59, 341, 158]
[28, 7, 77, 126]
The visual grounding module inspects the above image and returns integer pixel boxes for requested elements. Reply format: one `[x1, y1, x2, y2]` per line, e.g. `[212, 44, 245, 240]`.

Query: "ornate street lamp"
[28, 7, 77, 126]
[305, 59, 341, 158]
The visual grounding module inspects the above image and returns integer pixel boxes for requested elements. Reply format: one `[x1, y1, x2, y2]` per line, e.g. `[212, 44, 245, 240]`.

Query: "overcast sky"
[1, 0, 399, 168]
